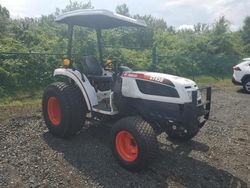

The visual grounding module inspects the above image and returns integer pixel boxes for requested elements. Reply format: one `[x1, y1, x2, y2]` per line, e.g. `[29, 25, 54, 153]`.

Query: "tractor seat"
[81, 56, 112, 91]
[81, 56, 110, 78]
[82, 56, 103, 76]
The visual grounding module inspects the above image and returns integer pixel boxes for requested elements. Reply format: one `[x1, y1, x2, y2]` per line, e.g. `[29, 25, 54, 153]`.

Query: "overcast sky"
[0, 0, 249, 30]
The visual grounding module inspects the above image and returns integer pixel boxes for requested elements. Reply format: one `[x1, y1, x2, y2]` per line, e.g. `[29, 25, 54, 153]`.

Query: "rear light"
[233, 66, 241, 71]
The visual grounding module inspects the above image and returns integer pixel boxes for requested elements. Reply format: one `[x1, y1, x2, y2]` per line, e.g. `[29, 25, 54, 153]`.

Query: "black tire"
[111, 116, 158, 171]
[243, 78, 250, 94]
[165, 123, 199, 141]
[42, 82, 87, 138]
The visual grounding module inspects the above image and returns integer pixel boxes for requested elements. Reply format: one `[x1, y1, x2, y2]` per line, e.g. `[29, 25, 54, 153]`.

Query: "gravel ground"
[0, 89, 249, 188]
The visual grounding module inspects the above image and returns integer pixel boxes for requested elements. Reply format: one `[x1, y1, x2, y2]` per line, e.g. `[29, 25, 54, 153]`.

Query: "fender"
[54, 68, 98, 111]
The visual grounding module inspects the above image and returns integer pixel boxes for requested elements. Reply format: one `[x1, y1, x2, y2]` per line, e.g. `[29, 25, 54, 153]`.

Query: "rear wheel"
[111, 116, 158, 171]
[243, 78, 250, 94]
[42, 82, 87, 138]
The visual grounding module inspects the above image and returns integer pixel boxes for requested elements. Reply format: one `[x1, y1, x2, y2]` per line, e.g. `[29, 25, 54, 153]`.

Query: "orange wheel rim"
[115, 131, 138, 162]
[47, 97, 61, 126]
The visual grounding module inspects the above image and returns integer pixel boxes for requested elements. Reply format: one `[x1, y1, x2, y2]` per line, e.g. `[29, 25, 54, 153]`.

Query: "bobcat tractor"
[42, 9, 212, 171]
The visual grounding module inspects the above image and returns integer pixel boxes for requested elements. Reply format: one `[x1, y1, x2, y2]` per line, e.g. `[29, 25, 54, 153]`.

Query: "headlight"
[187, 90, 201, 101]
[187, 90, 192, 100]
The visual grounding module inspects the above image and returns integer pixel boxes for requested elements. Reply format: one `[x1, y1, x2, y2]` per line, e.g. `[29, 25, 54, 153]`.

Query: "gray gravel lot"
[0, 89, 249, 188]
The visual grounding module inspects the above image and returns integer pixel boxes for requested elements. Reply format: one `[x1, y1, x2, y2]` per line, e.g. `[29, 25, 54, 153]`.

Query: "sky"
[0, 0, 250, 30]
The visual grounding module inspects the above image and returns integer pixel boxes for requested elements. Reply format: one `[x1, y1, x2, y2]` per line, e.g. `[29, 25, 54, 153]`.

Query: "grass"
[0, 90, 42, 123]
[0, 97, 41, 107]
[0, 90, 42, 107]
[193, 76, 240, 91]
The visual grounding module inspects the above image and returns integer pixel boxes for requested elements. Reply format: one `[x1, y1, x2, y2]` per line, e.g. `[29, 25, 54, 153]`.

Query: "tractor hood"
[122, 71, 197, 88]
[141, 72, 196, 86]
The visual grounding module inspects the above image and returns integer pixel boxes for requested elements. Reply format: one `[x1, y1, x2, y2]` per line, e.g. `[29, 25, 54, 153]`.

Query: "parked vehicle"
[232, 58, 250, 93]
[42, 9, 212, 171]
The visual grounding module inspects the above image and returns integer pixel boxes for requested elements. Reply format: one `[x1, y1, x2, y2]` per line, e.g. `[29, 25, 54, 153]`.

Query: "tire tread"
[111, 116, 158, 171]
[42, 82, 87, 138]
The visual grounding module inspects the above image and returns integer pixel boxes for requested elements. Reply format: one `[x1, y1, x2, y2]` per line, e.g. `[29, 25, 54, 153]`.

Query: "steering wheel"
[105, 59, 132, 75]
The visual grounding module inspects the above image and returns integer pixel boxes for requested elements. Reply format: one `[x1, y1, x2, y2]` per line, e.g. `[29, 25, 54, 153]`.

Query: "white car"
[232, 58, 250, 93]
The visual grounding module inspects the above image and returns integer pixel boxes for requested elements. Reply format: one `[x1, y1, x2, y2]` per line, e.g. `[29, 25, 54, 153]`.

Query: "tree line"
[0, 1, 250, 97]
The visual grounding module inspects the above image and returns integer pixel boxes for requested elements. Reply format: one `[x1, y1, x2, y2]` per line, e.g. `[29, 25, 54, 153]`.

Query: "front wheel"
[243, 78, 250, 94]
[42, 82, 87, 138]
[111, 116, 158, 171]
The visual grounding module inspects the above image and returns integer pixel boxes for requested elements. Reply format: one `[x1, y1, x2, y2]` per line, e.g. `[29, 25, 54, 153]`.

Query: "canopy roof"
[55, 9, 147, 29]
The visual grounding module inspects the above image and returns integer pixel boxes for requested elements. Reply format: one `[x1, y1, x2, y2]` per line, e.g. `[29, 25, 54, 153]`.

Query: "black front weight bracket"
[195, 86, 212, 128]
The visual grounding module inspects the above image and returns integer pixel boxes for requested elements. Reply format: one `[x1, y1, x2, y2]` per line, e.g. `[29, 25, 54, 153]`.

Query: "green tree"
[194, 23, 209, 33]
[0, 5, 10, 34]
[116, 4, 130, 17]
[55, 0, 92, 15]
[199, 17, 240, 78]
[133, 14, 167, 31]
[213, 16, 230, 35]
[241, 16, 250, 55]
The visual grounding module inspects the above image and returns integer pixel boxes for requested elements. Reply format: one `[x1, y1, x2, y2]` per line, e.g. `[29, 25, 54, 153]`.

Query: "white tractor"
[42, 9, 212, 171]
